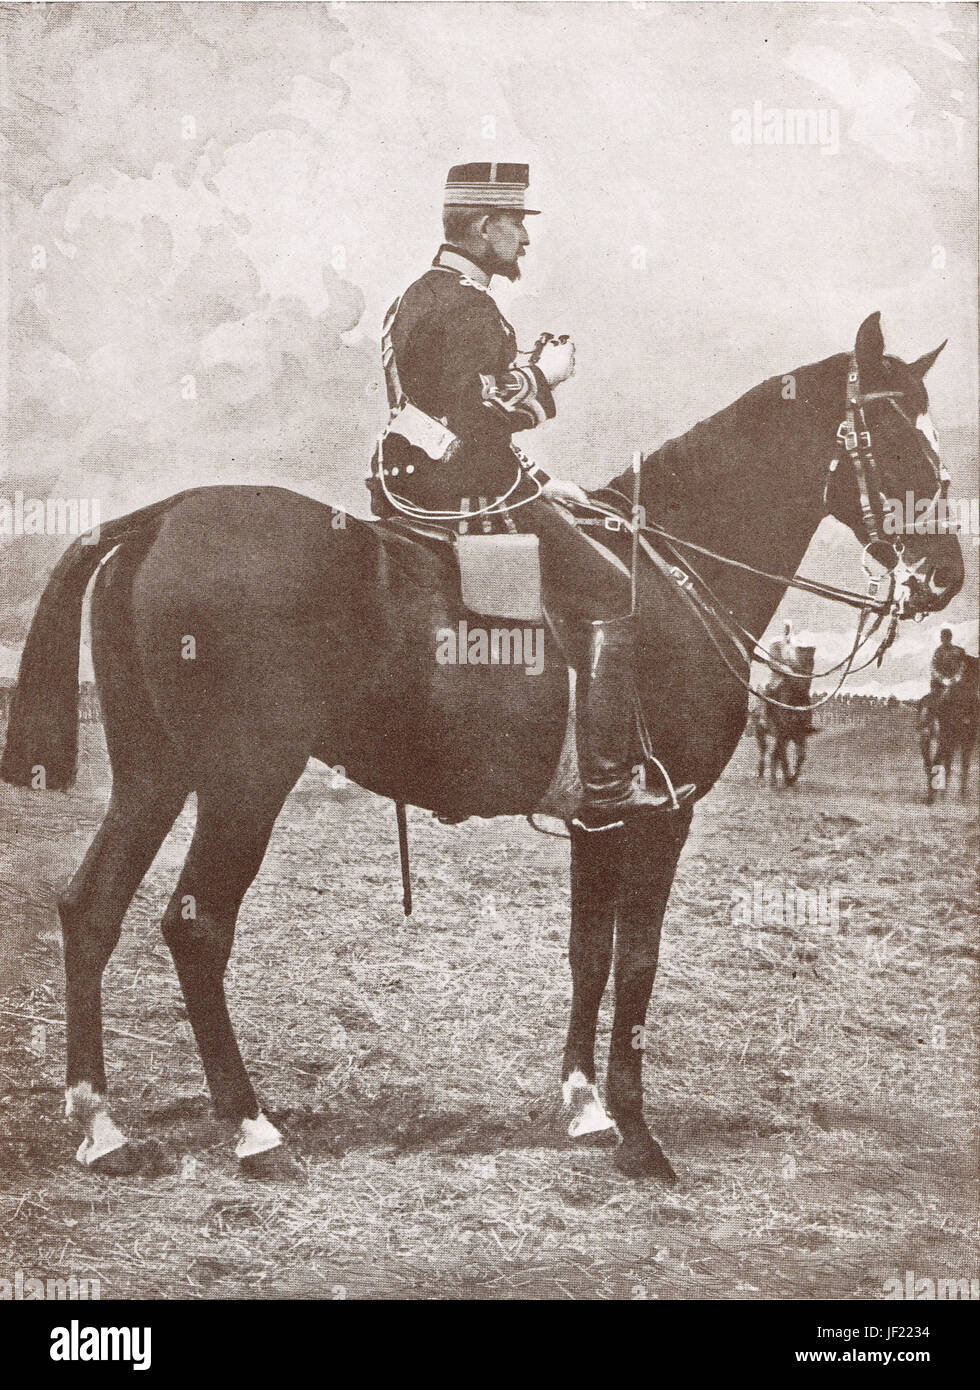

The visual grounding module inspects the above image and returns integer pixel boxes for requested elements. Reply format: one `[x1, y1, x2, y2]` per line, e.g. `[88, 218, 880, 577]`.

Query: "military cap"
[443, 162, 540, 215]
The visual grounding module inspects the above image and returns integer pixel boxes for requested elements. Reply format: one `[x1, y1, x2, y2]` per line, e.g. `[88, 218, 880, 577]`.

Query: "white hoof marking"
[568, 1099, 618, 1138]
[66, 1085, 129, 1165]
[235, 1112, 283, 1160]
[562, 1071, 617, 1138]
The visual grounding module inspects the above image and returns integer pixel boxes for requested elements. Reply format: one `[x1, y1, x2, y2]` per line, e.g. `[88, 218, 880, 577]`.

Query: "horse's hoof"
[572, 1126, 619, 1150]
[614, 1139, 677, 1184]
[84, 1142, 142, 1176]
[86, 1139, 173, 1178]
[134, 1139, 174, 1176]
[239, 1144, 303, 1180]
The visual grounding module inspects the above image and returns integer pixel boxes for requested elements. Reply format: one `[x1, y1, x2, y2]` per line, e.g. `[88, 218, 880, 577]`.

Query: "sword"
[630, 450, 642, 614]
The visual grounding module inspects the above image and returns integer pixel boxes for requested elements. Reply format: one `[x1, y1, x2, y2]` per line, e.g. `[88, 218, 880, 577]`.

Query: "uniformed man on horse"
[760, 619, 817, 735]
[367, 162, 695, 830]
[930, 627, 967, 696]
[917, 625, 969, 726]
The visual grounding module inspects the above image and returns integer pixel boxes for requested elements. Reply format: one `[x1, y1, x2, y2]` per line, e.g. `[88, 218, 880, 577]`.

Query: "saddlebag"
[455, 533, 543, 622]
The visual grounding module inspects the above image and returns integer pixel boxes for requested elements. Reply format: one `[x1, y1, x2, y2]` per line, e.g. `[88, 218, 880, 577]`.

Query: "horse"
[917, 655, 978, 803]
[1, 312, 963, 1182]
[755, 652, 819, 786]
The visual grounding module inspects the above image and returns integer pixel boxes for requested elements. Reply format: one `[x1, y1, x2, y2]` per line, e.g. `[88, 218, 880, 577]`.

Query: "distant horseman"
[762, 619, 816, 734]
[930, 627, 967, 695]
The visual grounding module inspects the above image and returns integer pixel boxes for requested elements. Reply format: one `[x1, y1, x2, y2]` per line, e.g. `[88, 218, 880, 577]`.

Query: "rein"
[588, 500, 894, 616]
[579, 492, 898, 703]
[575, 351, 946, 713]
[577, 494, 900, 711]
[630, 519, 895, 712]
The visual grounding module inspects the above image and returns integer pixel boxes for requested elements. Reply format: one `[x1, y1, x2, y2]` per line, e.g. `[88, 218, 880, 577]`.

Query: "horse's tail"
[1, 496, 181, 790]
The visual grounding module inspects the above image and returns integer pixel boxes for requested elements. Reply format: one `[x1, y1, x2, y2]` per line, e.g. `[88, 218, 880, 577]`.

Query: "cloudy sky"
[0, 0, 976, 691]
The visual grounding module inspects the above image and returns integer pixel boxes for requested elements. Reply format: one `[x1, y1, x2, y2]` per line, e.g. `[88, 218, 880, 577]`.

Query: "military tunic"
[368, 246, 554, 523]
[368, 245, 632, 622]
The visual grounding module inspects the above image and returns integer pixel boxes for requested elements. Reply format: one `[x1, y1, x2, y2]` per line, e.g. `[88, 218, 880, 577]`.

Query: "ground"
[0, 708, 976, 1300]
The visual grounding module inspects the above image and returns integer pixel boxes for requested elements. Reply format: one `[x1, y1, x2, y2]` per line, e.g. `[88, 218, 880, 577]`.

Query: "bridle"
[581, 352, 952, 712]
[827, 352, 951, 572]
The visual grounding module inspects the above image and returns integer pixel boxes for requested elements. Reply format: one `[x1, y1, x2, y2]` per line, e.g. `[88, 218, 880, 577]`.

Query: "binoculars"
[529, 332, 571, 362]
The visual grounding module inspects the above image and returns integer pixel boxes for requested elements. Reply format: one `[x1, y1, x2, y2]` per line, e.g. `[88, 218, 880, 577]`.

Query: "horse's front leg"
[606, 811, 691, 1181]
[940, 753, 953, 800]
[921, 738, 935, 803]
[561, 825, 621, 1140]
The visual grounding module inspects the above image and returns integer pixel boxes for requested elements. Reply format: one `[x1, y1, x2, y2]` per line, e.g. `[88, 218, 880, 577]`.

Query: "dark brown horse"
[917, 656, 978, 803]
[1, 313, 963, 1181]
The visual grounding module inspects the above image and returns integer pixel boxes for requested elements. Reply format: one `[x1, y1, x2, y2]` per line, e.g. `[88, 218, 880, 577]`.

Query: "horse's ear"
[854, 312, 884, 374]
[909, 340, 947, 378]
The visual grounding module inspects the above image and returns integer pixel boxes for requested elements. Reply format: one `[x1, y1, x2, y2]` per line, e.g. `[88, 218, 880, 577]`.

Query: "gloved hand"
[534, 336, 576, 388]
[542, 477, 590, 508]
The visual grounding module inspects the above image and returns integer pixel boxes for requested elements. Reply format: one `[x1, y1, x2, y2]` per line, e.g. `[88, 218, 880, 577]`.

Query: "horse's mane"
[604, 353, 846, 504]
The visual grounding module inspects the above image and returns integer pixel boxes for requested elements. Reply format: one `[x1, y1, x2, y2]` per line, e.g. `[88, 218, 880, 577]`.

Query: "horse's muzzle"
[900, 534, 964, 617]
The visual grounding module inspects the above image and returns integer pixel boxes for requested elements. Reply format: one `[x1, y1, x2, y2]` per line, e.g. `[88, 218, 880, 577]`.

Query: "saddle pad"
[455, 534, 543, 622]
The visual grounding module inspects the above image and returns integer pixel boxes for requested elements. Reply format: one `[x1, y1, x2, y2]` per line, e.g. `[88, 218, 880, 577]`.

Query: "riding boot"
[573, 616, 697, 831]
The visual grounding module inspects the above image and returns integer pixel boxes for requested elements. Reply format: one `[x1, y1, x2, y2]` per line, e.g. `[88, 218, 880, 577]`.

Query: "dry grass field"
[1, 708, 976, 1300]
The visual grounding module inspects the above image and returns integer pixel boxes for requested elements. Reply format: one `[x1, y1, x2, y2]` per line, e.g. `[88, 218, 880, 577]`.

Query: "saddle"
[370, 514, 457, 553]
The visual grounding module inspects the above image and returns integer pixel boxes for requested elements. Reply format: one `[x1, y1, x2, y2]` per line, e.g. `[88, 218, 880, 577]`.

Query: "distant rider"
[918, 627, 968, 724]
[930, 627, 967, 695]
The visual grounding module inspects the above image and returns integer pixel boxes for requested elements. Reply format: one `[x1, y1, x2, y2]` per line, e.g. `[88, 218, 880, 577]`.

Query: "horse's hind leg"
[62, 774, 188, 1169]
[160, 748, 307, 1171]
[772, 737, 785, 785]
[62, 557, 189, 1171]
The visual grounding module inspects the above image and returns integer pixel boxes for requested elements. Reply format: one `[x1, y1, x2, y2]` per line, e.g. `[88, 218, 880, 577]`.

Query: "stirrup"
[571, 777, 697, 833]
[644, 754, 683, 811]
[571, 813, 626, 834]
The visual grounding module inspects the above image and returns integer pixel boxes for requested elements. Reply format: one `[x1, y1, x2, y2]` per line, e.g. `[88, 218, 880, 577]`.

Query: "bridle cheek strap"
[834, 357, 895, 546]
[828, 356, 946, 551]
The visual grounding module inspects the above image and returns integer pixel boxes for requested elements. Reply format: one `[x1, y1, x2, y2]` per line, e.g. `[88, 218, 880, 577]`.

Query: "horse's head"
[823, 312, 964, 619]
